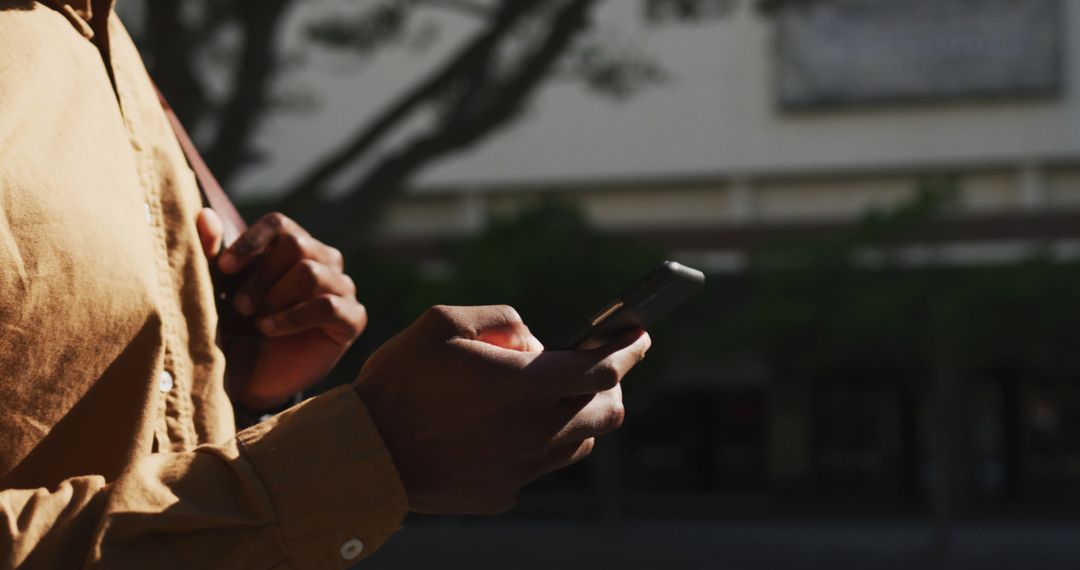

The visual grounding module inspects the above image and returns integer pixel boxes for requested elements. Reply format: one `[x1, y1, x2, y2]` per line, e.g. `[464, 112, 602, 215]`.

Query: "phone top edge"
[616, 261, 704, 305]
[662, 260, 706, 285]
[550, 261, 706, 350]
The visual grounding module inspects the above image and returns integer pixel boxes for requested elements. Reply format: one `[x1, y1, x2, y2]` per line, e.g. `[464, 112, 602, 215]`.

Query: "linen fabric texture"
[0, 1, 407, 567]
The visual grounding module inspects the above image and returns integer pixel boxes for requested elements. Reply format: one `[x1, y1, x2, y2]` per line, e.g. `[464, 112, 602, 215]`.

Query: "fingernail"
[235, 294, 254, 316]
[218, 252, 237, 274]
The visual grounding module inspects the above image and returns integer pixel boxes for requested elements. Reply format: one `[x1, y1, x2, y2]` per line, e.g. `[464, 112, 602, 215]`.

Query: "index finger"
[218, 213, 303, 274]
[532, 328, 651, 397]
[425, 304, 539, 347]
[477, 326, 545, 352]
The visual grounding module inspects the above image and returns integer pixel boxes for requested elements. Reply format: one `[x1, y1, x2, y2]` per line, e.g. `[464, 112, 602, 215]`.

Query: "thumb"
[195, 207, 224, 260]
[533, 328, 651, 398]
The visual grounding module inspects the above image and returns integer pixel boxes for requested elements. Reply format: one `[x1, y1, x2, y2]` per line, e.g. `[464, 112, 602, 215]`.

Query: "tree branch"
[273, 0, 551, 215]
[313, 0, 599, 242]
[413, 0, 493, 19]
[144, 0, 209, 127]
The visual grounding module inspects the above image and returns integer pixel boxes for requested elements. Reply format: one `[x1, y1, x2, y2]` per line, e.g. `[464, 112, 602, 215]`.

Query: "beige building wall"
[377, 164, 1077, 238]
[215, 2, 1080, 211]
[352, 2, 1080, 249]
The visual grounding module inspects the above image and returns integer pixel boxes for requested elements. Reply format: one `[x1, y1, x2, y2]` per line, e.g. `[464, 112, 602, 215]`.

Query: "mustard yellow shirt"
[0, 1, 407, 567]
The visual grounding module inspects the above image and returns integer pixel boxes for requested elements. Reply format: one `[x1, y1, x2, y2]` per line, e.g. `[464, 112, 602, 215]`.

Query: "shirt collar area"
[43, 0, 115, 39]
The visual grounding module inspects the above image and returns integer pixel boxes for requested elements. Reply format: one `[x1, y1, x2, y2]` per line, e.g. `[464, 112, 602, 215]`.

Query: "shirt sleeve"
[0, 385, 408, 569]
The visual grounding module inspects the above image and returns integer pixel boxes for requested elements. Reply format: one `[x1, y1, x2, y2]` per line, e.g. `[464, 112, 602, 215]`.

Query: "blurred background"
[121, 0, 1080, 567]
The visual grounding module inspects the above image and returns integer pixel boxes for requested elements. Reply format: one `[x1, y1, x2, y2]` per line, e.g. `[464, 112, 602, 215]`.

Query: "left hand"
[196, 209, 367, 411]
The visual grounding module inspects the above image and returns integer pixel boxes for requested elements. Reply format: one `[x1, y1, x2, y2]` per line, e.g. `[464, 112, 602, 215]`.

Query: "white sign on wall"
[776, 0, 1064, 109]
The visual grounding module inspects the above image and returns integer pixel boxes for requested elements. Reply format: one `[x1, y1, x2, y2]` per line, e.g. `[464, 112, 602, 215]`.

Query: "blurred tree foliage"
[129, 0, 756, 239]
[718, 176, 1080, 527]
[733, 177, 1080, 379]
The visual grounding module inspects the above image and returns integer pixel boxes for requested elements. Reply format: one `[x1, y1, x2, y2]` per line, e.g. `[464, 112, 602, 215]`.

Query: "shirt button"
[158, 370, 174, 393]
[340, 538, 365, 560]
[144, 203, 153, 223]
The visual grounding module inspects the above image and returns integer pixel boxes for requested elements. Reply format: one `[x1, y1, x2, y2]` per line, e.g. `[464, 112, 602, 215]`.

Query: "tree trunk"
[312, 0, 596, 245]
[144, 0, 209, 126]
[206, 0, 295, 186]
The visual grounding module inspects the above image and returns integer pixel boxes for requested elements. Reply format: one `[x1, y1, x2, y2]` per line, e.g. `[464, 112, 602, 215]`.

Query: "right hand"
[352, 305, 651, 515]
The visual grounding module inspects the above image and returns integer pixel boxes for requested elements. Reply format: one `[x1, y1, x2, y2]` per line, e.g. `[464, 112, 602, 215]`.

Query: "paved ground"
[361, 519, 1080, 569]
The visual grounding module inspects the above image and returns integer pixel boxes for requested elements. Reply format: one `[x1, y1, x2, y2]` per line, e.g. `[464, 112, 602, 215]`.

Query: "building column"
[730, 176, 756, 224]
[460, 189, 488, 233]
[1017, 162, 1047, 210]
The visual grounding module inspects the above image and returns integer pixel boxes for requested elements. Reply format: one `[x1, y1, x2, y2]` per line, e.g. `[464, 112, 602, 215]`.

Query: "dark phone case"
[550, 261, 706, 350]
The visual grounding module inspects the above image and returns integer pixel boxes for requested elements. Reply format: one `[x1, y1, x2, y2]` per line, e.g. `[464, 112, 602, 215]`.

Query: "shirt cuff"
[237, 384, 408, 568]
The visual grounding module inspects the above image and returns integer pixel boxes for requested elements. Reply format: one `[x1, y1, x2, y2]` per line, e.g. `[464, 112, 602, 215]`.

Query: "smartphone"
[550, 261, 706, 350]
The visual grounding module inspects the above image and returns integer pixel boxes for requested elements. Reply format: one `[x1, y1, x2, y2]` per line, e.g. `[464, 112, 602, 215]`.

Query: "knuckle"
[422, 304, 472, 338]
[299, 259, 324, 285]
[315, 294, 341, 319]
[593, 362, 620, 390]
[353, 302, 368, 331]
[493, 304, 523, 324]
[603, 401, 626, 431]
[280, 231, 306, 255]
[261, 212, 289, 230]
[426, 304, 455, 323]
[483, 304, 524, 328]
[341, 274, 357, 296]
[326, 246, 345, 268]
